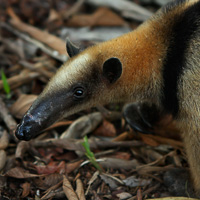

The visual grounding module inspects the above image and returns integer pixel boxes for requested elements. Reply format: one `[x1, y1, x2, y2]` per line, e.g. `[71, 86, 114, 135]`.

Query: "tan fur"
[177, 35, 200, 194]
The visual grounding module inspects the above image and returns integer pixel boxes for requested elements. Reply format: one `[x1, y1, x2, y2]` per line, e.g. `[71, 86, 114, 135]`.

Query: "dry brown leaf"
[0, 150, 7, 171]
[21, 182, 31, 198]
[0, 130, 9, 150]
[116, 192, 132, 199]
[100, 173, 124, 189]
[10, 94, 38, 119]
[47, 9, 62, 24]
[8, 7, 67, 56]
[76, 178, 86, 200]
[140, 148, 163, 162]
[15, 141, 30, 159]
[41, 188, 65, 200]
[111, 152, 131, 160]
[35, 161, 66, 175]
[63, 175, 79, 200]
[44, 121, 73, 132]
[123, 176, 151, 187]
[41, 181, 63, 200]
[139, 133, 183, 148]
[65, 160, 83, 174]
[34, 173, 63, 190]
[85, 171, 99, 196]
[100, 157, 140, 170]
[55, 151, 77, 161]
[93, 120, 116, 137]
[66, 7, 125, 27]
[5, 167, 42, 178]
[136, 165, 175, 175]
[140, 134, 160, 147]
[60, 112, 103, 139]
[112, 131, 135, 142]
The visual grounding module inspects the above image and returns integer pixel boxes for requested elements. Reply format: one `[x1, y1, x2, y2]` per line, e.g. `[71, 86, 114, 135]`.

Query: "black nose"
[15, 124, 33, 141]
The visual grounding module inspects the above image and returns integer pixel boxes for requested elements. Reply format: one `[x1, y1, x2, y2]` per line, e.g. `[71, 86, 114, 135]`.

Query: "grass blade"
[1, 69, 11, 99]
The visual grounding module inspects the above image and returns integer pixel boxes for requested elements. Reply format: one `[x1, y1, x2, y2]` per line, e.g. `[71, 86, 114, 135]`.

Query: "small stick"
[0, 70, 40, 90]
[0, 22, 68, 62]
[19, 60, 54, 79]
[0, 97, 18, 141]
[62, 0, 86, 20]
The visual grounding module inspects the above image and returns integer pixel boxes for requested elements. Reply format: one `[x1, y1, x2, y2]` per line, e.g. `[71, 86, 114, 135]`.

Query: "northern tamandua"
[15, 0, 200, 195]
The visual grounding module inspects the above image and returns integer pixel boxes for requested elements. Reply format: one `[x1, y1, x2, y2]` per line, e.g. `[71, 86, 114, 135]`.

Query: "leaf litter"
[0, 0, 197, 199]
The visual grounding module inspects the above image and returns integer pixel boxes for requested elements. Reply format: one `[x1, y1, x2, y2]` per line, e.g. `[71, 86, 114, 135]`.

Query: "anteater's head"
[15, 40, 126, 141]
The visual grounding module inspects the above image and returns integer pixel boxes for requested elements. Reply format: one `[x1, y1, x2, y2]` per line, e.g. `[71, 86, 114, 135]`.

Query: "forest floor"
[0, 0, 197, 199]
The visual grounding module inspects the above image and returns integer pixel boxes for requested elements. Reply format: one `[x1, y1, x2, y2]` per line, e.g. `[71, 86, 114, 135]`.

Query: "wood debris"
[0, 0, 194, 199]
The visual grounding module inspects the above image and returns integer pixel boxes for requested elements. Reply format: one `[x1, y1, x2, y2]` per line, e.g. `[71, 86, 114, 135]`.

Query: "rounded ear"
[103, 57, 122, 83]
[66, 38, 81, 57]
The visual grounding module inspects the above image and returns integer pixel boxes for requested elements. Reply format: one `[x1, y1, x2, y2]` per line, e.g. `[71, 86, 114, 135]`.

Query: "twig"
[86, 0, 153, 21]
[32, 138, 144, 151]
[0, 70, 40, 90]
[62, 0, 86, 20]
[0, 97, 18, 141]
[0, 22, 68, 62]
[19, 60, 54, 79]
[0, 130, 9, 150]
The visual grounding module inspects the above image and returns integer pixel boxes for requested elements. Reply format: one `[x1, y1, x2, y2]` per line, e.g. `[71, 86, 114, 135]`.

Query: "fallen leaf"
[34, 173, 63, 190]
[10, 94, 37, 119]
[93, 120, 116, 137]
[99, 157, 140, 170]
[41, 181, 63, 199]
[0, 130, 9, 150]
[66, 7, 125, 27]
[5, 167, 42, 178]
[139, 133, 183, 148]
[100, 173, 124, 189]
[123, 176, 151, 187]
[15, 141, 30, 159]
[35, 161, 66, 175]
[111, 152, 131, 160]
[137, 165, 174, 175]
[60, 112, 103, 139]
[44, 120, 73, 132]
[8, 8, 68, 56]
[140, 134, 160, 147]
[116, 192, 132, 199]
[0, 150, 7, 171]
[55, 151, 77, 161]
[85, 171, 99, 196]
[76, 178, 86, 200]
[21, 182, 31, 198]
[63, 175, 79, 200]
[65, 160, 83, 174]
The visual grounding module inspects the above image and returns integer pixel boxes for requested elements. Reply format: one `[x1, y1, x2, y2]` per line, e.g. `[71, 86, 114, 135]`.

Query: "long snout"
[15, 92, 68, 140]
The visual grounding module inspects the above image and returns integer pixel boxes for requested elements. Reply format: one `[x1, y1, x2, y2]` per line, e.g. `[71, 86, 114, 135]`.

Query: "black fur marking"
[162, 0, 187, 13]
[162, 1, 200, 116]
[66, 39, 80, 57]
[103, 57, 122, 84]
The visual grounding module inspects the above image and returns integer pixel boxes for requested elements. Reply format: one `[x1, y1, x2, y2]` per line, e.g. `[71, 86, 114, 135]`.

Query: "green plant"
[82, 136, 102, 172]
[1, 69, 11, 99]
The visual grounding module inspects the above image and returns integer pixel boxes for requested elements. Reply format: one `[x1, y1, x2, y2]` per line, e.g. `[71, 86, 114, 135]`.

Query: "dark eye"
[73, 87, 85, 99]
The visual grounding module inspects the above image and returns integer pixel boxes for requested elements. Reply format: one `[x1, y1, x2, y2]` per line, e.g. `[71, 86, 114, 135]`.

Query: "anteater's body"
[15, 0, 200, 195]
